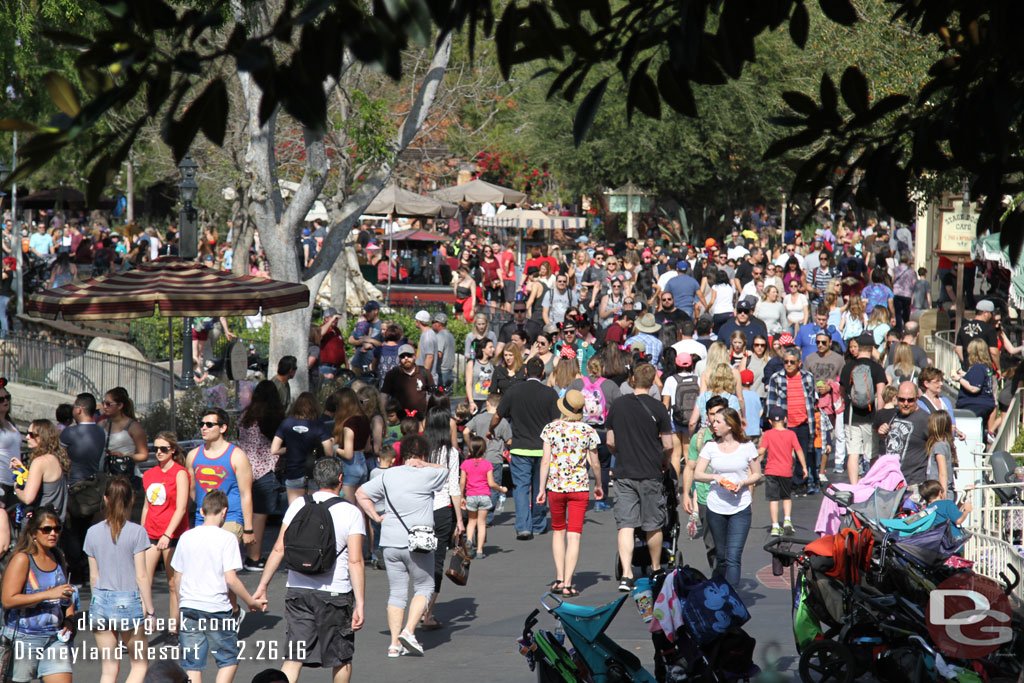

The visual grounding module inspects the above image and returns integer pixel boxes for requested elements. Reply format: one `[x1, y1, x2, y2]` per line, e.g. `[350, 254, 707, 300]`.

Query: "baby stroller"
[613, 468, 680, 581]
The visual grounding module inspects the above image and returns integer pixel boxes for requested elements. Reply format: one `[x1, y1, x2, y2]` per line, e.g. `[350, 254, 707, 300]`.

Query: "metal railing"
[991, 388, 1024, 454]
[0, 334, 172, 411]
[933, 329, 959, 390]
[961, 483, 1024, 602]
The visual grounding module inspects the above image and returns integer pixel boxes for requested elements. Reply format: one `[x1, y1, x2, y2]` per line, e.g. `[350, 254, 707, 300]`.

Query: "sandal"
[549, 579, 564, 593]
[561, 585, 580, 598]
[420, 619, 444, 631]
[387, 645, 407, 658]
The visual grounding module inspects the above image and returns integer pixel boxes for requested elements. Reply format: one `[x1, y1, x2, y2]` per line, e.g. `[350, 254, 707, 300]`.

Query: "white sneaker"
[819, 472, 829, 483]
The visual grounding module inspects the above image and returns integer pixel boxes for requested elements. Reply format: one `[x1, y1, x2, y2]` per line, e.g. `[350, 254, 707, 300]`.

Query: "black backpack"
[283, 495, 345, 574]
[672, 375, 701, 427]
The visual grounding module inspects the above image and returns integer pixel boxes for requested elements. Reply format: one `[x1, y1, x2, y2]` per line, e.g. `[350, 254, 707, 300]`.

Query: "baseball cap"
[677, 260, 690, 271]
[977, 299, 995, 312]
[740, 369, 754, 385]
[768, 406, 787, 422]
[779, 333, 794, 346]
[736, 299, 753, 313]
[363, 300, 380, 312]
[432, 311, 448, 325]
[856, 333, 876, 347]
[675, 352, 694, 368]
[398, 344, 415, 356]
[323, 307, 339, 318]
[414, 310, 431, 324]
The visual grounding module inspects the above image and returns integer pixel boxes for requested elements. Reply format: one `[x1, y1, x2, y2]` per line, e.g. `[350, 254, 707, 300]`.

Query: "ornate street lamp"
[177, 153, 199, 387]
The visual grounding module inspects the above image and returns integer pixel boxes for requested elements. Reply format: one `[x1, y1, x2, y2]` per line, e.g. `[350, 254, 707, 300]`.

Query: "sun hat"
[557, 389, 585, 420]
[634, 313, 662, 334]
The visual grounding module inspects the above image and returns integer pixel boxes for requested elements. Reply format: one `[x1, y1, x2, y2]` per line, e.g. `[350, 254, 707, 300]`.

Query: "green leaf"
[839, 66, 869, 114]
[789, 2, 808, 49]
[44, 72, 81, 117]
[782, 91, 818, 116]
[573, 76, 608, 146]
[657, 62, 696, 117]
[818, 0, 858, 26]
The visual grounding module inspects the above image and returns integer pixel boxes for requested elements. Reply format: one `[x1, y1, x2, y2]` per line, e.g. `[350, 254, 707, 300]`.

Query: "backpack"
[580, 377, 608, 425]
[283, 495, 345, 574]
[672, 374, 700, 427]
[850, 363, 876, 411]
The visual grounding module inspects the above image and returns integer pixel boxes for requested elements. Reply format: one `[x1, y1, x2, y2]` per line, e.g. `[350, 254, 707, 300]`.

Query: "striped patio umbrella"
[26, 257, 310, 432]
[27, 256, 309, 320]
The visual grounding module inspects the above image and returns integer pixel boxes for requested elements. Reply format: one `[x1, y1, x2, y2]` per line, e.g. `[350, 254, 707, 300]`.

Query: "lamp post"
[177, 153, 199, 388]
[605, 181, 650, 240]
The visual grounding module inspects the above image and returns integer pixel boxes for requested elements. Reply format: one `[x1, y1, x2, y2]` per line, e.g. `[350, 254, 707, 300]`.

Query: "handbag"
[382, 478, 437, 554]
[103, 420, 135, 478]
[0, 631, 14, 683]
[68, 474, 104, 519]
[444, 536, 471, 586]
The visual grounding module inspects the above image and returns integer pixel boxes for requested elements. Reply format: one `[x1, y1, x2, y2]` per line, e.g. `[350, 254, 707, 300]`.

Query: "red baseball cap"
[740, 369, 754, 385]
[779, 333, 795, 346]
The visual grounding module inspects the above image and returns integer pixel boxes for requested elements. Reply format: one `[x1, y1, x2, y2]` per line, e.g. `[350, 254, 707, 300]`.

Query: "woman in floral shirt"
[537, 389, 603, 597]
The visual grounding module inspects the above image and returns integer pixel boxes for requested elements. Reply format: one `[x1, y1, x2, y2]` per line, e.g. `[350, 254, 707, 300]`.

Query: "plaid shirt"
[624, 333, 664, 365]
[766, 368, 831, 444]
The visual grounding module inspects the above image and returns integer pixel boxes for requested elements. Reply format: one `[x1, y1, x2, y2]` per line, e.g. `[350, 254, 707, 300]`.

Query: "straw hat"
[557, 389, 585, 421]
[634, 313, 662, 334]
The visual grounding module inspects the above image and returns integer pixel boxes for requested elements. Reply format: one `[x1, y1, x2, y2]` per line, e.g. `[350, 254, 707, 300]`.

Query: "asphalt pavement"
[64, 483, 829, 682]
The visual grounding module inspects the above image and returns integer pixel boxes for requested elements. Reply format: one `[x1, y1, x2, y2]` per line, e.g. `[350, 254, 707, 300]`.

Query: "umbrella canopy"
[974, 233, 1024, 306]
[366, 184, 459, 218]
[20, 188, 117, 210]
[27, 257, 310, 321]
[430, 178, 527, 204]
[476, 208, 586, 230]
[389, 229, 446, 242]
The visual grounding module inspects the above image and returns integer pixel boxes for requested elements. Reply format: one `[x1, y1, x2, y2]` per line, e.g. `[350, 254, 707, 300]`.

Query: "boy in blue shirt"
[921, 479, 972, 537]
[739, 369, 762, 439]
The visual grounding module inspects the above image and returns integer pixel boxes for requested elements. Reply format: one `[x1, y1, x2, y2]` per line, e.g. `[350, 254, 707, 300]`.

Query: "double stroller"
[766, 483, 1024, 682]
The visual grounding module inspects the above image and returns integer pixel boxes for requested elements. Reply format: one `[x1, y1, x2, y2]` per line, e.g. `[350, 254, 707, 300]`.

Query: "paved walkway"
[62, 482, 827, 682]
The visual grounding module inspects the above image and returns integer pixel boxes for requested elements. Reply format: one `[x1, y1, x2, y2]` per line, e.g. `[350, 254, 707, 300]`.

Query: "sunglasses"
[0, 395, 9, 402]
[817, 339, 830, 344]
[102, 400, 118, 407]
[26, 431, 38, 439]
[200, 421, 221, 428]
[155, 445, 173, 453]
[38, 525, 62, 534]
[513, 308, 527, 313]
[399, 353, 414, 359]
[753, 343, 766, 348]
[897, 398, 916, 403]
[783, 360, 799, 365]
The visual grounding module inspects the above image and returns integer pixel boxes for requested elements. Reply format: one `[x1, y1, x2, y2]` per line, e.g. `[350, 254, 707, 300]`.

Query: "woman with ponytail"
[84, 476, 154, 683]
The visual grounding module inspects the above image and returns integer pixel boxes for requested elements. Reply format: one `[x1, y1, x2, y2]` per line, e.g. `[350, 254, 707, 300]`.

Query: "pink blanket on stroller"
[814, 454, 906, 535]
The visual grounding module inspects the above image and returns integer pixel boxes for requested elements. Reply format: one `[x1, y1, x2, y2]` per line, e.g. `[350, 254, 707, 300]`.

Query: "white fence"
[961, 483, 1024, 602]
[933, 329, 960, 391]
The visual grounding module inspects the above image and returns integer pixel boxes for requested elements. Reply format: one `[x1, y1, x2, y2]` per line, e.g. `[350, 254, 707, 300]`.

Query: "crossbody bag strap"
[381, 476, 412, 534]
[633, 393, 657, 423]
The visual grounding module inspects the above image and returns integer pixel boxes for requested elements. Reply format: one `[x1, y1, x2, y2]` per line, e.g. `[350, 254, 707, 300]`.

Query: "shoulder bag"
[445, 534, 471, 586]
[382, 477, 437, 554]
[104, 419, 136, 478]
[0, 617, 15, 683]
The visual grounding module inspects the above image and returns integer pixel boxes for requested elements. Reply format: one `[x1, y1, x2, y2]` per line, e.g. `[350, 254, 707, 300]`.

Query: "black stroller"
[613, 468, 681, 580]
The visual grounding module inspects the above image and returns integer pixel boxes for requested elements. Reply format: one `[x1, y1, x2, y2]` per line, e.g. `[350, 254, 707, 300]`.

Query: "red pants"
[548, 490, 589, 533]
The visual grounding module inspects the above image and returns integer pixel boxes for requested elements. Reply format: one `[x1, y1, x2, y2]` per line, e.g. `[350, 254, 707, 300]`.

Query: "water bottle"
[553, 623, 565, 645]
[497, 493, 506, 513]
[687, 511, 699, 539]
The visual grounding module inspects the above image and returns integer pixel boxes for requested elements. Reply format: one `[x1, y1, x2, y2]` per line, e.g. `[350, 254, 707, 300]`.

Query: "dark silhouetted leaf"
[41, 30, 93, 48]
[764, 129, 820, 160]
[819, 73, 837, 114]
[495, 3, 518, 81]
[44, 72, 81, 117]
[628, 61, 661, 121]
[657, 62, 697, 117]
[840, 66, 868, 114]
[789, 2, 809, 48]
[782, 91, 817, 116]
[999, 210, 1024, 267]
[818, 0, 858, 26]
[590, 0, 610, 26]
[0, 120, 40, 132]
[573, 77, 608, 146]
[198, 79, 229, 146]
[86, 154, 113, 208]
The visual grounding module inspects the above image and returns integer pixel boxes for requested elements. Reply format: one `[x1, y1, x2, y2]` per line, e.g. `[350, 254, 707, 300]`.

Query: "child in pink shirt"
[460, 435, 507, 558]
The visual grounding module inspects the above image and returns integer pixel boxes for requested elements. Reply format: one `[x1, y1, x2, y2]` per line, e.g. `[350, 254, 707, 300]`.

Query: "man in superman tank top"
[186, 408, 256, 549]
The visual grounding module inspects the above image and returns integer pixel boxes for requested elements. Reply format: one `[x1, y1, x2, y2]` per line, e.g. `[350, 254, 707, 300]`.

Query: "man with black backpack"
[254, 457, 366, 683]
[839, 334, 888, 484]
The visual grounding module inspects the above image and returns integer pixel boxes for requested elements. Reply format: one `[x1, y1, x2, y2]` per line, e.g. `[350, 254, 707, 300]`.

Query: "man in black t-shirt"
[955, 299, 999, 370]
[606, 363, 673, 592]
[878, 382, 931, 487]
[381, 345, 435, 418]
[491, 358, 560, 540]
[838, 335, 888, 484]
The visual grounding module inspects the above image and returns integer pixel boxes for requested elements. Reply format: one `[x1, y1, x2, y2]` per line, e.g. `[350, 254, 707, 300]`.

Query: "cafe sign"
[936, 204, 977, 256]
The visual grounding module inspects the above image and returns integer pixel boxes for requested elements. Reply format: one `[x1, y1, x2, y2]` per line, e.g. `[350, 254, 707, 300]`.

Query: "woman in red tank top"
[141, 431, 189, 629]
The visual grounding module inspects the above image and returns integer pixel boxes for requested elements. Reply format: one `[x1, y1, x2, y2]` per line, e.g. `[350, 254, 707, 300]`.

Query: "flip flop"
[549, 579, 564, 592]
[561, 585, 580, 598]
[420, 620, 444, 631]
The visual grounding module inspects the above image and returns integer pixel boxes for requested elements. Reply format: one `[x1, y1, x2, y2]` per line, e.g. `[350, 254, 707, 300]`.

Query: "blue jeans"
[0, 295, 9, 336]
[705, 506, 752, 588]
[791, 422, 815, 487]
[510, 454, 547, 534]
[486, 459, 504, 525]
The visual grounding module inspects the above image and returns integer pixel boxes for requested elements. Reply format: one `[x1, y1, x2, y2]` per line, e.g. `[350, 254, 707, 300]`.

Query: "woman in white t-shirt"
[693, 407, 762, 587]
[706, 271, 736, 335]
[755, 285, 786, 336]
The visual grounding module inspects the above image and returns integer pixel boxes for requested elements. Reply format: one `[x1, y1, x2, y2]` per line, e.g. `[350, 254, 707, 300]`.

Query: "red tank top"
[142, 462, 189, 539]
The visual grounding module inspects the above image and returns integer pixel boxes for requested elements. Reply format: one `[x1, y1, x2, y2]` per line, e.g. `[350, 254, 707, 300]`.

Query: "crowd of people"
[0, 203, 1018, 682]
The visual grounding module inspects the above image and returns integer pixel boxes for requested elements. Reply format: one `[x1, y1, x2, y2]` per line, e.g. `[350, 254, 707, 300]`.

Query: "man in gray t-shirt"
[431, 312, 457, 391]
[465, 398, 512, 522]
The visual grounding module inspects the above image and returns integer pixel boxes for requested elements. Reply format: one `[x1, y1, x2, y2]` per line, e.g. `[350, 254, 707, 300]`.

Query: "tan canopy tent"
[430, 179, 527, 204]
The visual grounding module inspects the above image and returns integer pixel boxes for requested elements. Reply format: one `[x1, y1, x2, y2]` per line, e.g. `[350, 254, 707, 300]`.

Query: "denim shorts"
[342, 452, 367, 487]
[179, 607, 241, 670]
[465, 495, 493, 511]
[252, 471, 285, 515]
[284, 476, 307, 491]
[90, 589, 144, 631]
[3, 628, 73, 682]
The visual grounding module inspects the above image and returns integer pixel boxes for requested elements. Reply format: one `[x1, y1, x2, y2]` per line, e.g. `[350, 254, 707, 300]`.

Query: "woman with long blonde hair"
[699, 341, 743, 401]
[11, 420, 70, 520]
[690, 363, 743, 433]
[549, 350, 581, 397]
[885, 342, 918, 385]
[493, 342, 525, 395]
[840, 295, 867, 340]
[957, 338, 1002, 437]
